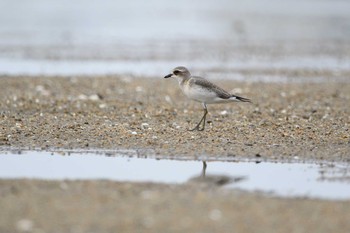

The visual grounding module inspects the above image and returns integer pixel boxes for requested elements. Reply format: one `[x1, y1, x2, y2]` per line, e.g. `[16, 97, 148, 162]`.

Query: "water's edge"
[1, 150, 349, 200]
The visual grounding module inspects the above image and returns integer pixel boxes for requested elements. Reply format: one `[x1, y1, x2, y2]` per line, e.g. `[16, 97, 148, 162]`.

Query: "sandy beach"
[0, 75, 349, 232]
[1, 75, 349, 161]
[1, 0, 350, 232]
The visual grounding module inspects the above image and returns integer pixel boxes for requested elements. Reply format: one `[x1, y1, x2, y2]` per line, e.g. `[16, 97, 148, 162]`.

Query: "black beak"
[164, 74, 173, 79]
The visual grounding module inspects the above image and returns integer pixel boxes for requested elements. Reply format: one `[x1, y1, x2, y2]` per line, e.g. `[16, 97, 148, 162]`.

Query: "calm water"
[0, 0, 349, 80]
[1, 151, 349, 200]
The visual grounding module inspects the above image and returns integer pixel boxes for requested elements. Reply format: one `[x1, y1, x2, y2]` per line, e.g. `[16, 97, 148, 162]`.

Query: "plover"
[164, 66, 251, 131]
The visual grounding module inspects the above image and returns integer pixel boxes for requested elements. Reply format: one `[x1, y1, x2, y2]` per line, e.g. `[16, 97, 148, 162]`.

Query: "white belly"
[181, 84, 231, 104]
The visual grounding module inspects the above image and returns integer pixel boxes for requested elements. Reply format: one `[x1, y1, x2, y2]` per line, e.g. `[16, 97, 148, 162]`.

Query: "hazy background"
[0, 0, 349, 80]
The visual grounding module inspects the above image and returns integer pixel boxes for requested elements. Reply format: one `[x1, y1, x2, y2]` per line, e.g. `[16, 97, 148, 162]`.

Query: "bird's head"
[164, 66, 191, 80]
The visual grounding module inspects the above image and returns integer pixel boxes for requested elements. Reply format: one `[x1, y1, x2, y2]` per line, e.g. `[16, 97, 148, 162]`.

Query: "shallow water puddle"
[1, 58, 349, 83]
[0, 151, 349, 200]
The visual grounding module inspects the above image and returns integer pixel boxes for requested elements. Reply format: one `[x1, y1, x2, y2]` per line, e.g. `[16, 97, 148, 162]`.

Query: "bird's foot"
[189, 113, 207, 131]
[189, 124, 205, 131]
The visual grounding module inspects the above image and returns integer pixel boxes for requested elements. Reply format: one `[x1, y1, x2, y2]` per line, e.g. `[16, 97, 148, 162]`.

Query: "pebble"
[141, 123, 150, 130]
[88, 94, 100, 101]
[99, 103, 107, 109]
[16, 219, 33, 232]
[209, 209, 222, 221]
[77, 94, 88, 100]
[136, 86, 144, 92]
[220, 110, 228, 115]
[164, 95, 172, 103]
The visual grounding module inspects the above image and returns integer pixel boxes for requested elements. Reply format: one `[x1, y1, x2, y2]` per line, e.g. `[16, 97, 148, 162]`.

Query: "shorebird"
[164, 66, 251, 131]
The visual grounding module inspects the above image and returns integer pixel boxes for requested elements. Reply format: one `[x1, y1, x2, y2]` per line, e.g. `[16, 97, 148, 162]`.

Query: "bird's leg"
[201, 107, 208, 130]
[201, 161, 207, 178]
[189, 103, 208, 131]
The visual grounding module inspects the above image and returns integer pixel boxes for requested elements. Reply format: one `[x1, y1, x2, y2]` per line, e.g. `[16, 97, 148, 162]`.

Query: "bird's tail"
[231, 95, 251, 103]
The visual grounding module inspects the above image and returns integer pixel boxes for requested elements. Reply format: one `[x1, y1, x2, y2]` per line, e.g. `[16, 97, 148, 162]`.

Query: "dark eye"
[173, 70, 180, 75]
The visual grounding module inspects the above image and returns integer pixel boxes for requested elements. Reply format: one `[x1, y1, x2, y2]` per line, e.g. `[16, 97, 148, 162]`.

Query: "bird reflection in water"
[188, 161, 246, 186]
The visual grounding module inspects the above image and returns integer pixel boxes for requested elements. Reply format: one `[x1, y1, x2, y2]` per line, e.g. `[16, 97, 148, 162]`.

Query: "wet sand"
[0, 75, 349, 161]
[1, 179, 350, 233]
[0, 75, 350, 232]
